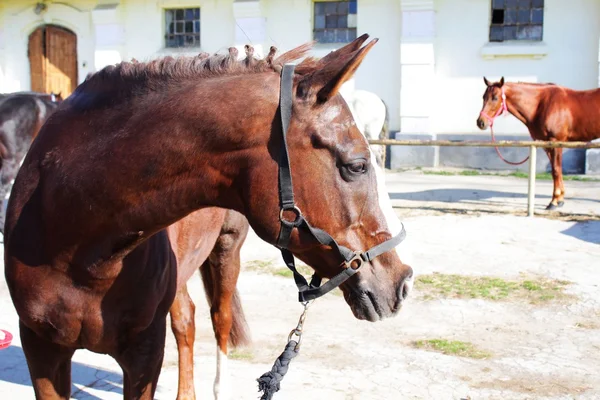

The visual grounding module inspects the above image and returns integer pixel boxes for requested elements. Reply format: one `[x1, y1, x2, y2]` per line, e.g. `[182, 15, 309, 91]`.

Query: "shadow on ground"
[0, 345, 123, 399]
[560, 221, 600, 245]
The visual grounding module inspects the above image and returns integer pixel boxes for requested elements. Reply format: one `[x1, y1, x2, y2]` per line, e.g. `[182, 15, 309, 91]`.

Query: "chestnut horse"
[4, 34, 413, 400]
[168, 208, 250, 400]
[168, 128, 404, 400]
[477, 77, 600, 210]
[0, 92, 62, 234]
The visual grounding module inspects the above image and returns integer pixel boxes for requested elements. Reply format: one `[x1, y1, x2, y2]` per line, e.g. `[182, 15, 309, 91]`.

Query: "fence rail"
[367, 139, 600, 217]
[368, 139, 600, 149]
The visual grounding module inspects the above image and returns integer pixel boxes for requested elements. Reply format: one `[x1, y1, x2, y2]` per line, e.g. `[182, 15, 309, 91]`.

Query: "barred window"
[490, 0, 544, 42]
[165, 8, 200, 48]
[313, 1, 357, 44]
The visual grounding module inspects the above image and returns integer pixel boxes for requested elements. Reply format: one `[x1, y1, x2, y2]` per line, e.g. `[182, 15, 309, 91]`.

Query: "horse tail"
[228, 287, 251, 348]
[199, 261, 252, 349]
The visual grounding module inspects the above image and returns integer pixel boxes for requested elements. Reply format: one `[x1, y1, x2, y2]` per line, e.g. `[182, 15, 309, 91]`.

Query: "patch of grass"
[574, 321, 600, 330]
[412, 339, 491, 359]
[420, 168, 599, 181]
[508, 171, 599, 181]
[228, 348, 254, 361]
[245, 259, 313, 279]
[423, 170, 456, 176]
[415, 273, 573, 304]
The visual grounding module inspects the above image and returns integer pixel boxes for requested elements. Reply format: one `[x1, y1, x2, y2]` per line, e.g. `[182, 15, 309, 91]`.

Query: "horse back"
[537, 86, 600, 141]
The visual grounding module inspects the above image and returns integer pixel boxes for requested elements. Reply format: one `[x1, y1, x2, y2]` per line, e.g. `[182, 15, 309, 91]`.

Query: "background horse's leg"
[19, 321, 75, 399]
[556, 147, 565, 206]
[199, 211, 250, 400]
[545, 146, 564, 210]
[116, 316, 167, 400]
[170, 285, 197, 400]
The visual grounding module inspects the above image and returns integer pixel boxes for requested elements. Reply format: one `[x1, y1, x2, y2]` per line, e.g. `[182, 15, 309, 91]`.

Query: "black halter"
[276, 63, 406, 303]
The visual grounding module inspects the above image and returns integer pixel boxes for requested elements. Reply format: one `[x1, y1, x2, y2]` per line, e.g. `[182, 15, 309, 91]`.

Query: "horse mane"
[78, 43, 315, 100]
[516, 81, 556, 86]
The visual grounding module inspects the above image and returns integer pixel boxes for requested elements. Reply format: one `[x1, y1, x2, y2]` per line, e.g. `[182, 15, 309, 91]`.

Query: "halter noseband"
[480, 86, 507, 127]
[276, 63, 406, 303]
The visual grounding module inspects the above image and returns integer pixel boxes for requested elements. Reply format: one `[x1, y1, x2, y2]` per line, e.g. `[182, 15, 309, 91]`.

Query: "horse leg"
[204, 255, 238, 400]
[169, 284, 197, 400]
[19, 321, 75, 399]
[556, 147, 565, 206]
[544, 147, 561, 210]
[116, 316, 167, 400]
[202, 213, 249, 400]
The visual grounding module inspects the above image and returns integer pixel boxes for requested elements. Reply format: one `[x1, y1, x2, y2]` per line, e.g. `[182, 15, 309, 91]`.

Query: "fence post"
[527, 145, 537, 217]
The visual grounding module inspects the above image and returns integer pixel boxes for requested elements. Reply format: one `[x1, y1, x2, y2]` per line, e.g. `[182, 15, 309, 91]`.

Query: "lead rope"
[483, 87, 530, 166]
[257, 301, 312, 400]
[490, 124, 530, 166]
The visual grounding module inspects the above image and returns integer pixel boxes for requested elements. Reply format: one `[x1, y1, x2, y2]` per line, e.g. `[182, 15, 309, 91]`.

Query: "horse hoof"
[545, 203, 558, 211]
[557, 201, 564, 208]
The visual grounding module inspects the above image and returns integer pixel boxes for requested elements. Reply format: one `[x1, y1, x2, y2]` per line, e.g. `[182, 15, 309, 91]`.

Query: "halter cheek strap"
[276, 63, 406, 303]
[480, 86, 507, 127]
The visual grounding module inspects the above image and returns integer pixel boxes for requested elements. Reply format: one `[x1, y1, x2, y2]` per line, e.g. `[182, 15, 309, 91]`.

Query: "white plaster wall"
[121, 0, 235, 62]
[432, 0, 600, 135]
[262, 0, 401, 130]
[0, 1, 95, 92]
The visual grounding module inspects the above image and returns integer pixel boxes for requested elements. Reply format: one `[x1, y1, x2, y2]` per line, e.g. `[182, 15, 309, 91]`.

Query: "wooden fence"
[368, 139, 600, 217]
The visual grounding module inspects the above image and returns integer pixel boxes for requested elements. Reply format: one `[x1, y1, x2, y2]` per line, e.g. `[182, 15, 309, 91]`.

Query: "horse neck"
[54, 73, 280, 247]
[504, 83, 542, 126]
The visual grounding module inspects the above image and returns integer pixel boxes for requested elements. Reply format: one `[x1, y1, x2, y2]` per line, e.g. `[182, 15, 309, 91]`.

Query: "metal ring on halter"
[279, 205, 303, 226]
[343, 251, 365, 270]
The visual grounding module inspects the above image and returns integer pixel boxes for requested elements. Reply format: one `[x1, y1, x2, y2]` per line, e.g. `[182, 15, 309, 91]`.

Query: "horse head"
[477, 76, 506, 130]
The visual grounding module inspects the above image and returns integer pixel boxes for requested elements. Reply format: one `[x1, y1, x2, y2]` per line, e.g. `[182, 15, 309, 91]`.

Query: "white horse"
[340, 88, 389, 169]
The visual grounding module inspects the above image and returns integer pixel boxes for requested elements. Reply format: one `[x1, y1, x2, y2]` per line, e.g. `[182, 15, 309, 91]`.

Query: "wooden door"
[28, 28, 45, 93]
[28, 25, 78, 97]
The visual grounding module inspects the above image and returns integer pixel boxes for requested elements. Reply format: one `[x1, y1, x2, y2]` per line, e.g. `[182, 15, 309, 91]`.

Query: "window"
[313, 1, 357, 44]
[165, 8, 200, 48]
[489, 0, 544, 42]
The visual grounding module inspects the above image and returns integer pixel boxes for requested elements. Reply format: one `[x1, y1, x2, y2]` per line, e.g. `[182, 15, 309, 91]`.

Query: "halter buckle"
[279, 205, 303, 227]
[343, 251, 365, 270]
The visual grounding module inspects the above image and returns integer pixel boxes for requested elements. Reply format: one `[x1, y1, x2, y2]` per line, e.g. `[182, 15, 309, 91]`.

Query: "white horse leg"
[213, 347, 230, 400]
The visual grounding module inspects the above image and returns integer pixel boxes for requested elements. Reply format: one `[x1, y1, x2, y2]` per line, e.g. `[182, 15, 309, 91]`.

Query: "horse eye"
[492, 95, 498, 101]
[346, 161, 367, 174]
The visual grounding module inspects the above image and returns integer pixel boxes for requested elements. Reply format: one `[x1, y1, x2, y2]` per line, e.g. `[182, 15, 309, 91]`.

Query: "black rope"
[257, 341, 300, 400]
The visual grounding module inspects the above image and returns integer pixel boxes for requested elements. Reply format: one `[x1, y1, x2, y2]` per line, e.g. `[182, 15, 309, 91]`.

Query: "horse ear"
[317, 33, 370, 67]
[483, 77, 491, 87]
[299, 39, 378, 104]
[499, 76, 505, 86]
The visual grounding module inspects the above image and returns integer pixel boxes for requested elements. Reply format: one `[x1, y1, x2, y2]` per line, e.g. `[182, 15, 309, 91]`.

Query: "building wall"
[0, 1, 96, 92]
[1, 0, 599, 139]
[431, 0, 600, 135]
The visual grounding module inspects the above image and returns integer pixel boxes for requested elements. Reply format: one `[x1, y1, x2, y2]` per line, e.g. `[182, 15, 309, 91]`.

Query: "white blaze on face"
[369, 149, 415, 269]
[213, 348, 230, 400]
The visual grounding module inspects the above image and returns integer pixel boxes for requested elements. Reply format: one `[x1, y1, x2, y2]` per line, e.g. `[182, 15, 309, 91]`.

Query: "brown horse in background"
[168, 209, 250, 400]
[0, 92, 62, 234]
[4, 34, 413, 400]
[477, 77, 600, 210]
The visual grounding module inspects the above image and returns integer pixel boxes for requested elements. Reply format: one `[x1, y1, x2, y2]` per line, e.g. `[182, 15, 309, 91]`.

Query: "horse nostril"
[398, 273, 414, 302]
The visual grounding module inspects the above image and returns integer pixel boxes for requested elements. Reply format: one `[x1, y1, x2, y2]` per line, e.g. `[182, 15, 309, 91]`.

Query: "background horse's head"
[243, 36, 413, 321]
[477, 76, 505, 130]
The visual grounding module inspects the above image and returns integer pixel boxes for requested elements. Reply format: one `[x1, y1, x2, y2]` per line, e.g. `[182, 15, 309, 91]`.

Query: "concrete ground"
[1, 170, 599, 399]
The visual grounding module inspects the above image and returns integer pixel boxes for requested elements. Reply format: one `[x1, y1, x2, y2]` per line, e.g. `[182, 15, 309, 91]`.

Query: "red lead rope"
[481, 86, 530, 166]
[490, 125, 530, 166]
